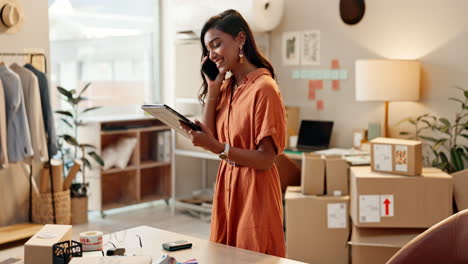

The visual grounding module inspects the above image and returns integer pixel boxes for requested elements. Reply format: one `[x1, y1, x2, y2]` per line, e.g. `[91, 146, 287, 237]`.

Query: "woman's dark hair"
[198, 9, 276, 105]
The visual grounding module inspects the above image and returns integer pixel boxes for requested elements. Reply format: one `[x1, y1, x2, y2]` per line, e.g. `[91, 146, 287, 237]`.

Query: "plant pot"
[71, 196, 88, 225]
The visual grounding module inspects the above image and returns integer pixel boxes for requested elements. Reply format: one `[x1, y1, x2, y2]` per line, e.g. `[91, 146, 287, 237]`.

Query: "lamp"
[355, 59, 420, 137]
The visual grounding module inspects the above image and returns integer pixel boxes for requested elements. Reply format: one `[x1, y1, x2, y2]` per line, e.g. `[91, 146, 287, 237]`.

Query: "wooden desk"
[105, 225, 305, 264]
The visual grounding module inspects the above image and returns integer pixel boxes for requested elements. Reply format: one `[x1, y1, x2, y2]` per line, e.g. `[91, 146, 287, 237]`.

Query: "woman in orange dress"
[181, 9, 286, 257]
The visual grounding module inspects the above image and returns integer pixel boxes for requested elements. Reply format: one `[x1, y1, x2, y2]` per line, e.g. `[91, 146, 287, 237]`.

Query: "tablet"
[141, 104, 201, 138]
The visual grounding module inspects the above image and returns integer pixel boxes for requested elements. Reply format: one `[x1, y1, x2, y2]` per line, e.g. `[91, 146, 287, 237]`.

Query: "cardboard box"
[350, 166, 452, 228]
[24, 224, 72, 264]
[326, 157, 349, 195]
[285, 186, 349, 264]
[370, 137, 422, 176]
[451, 169, 468, 211]
[349, 225, 425, 264]
[301, 153, 325, 195]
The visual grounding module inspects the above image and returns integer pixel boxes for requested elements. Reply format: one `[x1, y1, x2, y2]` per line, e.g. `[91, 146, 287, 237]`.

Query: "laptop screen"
[297, 120, 334, 148]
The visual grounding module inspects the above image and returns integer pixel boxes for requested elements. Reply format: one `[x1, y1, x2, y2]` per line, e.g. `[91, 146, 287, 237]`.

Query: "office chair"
[387, 209, 468, 264]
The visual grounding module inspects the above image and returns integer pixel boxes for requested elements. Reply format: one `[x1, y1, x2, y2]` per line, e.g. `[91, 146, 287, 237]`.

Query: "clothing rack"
[0, 52, 48, 73]
[0, 52, 56, 225]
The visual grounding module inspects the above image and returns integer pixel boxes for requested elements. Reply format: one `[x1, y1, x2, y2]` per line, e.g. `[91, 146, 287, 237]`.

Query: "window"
[48, 0, 160, 115]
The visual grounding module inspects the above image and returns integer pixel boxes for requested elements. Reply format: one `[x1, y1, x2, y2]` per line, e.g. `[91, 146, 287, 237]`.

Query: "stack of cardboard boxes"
[286, 153, 350, 264]
[285, 137, 454, 264]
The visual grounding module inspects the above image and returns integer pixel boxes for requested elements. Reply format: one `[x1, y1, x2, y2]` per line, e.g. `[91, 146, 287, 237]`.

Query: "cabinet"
[78, 116, 172, 216]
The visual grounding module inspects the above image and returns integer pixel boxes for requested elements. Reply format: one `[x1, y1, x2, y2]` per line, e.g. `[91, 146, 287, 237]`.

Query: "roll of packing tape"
[79, 231, 103, 252]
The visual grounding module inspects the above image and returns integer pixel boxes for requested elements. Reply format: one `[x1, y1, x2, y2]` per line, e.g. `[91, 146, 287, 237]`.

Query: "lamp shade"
[355, 60, 420, 101]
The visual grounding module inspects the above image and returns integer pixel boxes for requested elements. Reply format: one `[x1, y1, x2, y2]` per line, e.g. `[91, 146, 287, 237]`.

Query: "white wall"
[0, 0, 50, 226]
[270, 0, 468, 147]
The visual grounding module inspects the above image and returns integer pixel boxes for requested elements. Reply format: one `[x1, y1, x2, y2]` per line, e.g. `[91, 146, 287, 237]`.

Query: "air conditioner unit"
[172, 0, 284, 34]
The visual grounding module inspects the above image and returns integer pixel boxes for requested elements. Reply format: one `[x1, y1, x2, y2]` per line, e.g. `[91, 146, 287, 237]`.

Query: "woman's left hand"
[180, 120, 223, 154]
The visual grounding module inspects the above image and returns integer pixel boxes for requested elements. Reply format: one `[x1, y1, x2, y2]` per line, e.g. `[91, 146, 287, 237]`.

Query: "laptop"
[290, 120, 334, 152]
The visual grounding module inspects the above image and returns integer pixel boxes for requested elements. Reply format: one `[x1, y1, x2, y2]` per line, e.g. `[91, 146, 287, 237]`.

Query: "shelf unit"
[78, 116, 172, 216]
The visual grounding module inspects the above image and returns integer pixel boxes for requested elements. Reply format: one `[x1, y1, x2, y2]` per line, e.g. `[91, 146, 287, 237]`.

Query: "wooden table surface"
[102, 225, 305, 264]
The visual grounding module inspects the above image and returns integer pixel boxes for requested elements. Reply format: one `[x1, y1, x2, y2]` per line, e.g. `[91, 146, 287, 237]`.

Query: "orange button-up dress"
[210, 68, 286, 257]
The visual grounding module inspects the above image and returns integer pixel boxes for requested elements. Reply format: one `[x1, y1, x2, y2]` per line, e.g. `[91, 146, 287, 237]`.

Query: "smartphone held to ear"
[201, 59, 219, 80]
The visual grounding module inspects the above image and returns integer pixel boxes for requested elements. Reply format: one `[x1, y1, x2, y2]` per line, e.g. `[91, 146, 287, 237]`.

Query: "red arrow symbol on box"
[383, 198, 391, 216]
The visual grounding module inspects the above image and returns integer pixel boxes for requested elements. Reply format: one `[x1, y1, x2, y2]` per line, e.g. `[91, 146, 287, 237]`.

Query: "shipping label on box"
[373, 144, 392, 172]
[395, 145, 408, 172]
[328, 203, 347, 229]
[359, 195, 380, 223]
[358, 194, 394, 223]
[380, 194, 394, 217]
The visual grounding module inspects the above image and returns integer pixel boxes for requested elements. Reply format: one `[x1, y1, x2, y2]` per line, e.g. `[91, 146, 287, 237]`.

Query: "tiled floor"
[0, 201, 211, 262]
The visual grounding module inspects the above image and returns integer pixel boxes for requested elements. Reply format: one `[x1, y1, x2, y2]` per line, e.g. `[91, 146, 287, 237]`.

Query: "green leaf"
[409, 119, 416, 125]
[83, 158, 92, 170]
[396, 117, 415, 126]
[461, 134, 468, 139]
[60, 118, 73, 129]
[439, 152, 451, 173]
[449, 97, 465, 105]
[461, 148, 468, 162]
[79, 144, 96, 149]
[57, 86, 73, 100]
[78, 83, 92, 97]
[421, 119, 433, 128]
[439, 118, 451, 127]
[88, 151, 104, 166]
[433, 139, 448, 150]
[451, 148, 464, 172]
[416, 113, 430, 121]
[438, 126, 450, 134]
[73, 96, 89, 105]
[419, 135, 439, 143]
[399, 131, 410, 135]
[55, 110, 73, 118]
[80, 106, 101, 114]
[60, 134, 79, 146]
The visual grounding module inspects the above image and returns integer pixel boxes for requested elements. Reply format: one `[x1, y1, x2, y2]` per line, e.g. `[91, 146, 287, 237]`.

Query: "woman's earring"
[239, 45, 244, 64]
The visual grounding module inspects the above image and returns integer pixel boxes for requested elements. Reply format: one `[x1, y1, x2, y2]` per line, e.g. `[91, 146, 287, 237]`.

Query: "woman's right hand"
[201, 56, 226, 96]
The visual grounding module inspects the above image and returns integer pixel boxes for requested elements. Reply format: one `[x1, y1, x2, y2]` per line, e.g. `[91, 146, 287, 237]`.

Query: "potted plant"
[55, 82, 104, 224]
[398, 86, 468, 173]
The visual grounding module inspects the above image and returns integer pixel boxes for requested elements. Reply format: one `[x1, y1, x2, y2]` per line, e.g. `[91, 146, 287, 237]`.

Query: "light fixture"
[355, 59, 420, 137]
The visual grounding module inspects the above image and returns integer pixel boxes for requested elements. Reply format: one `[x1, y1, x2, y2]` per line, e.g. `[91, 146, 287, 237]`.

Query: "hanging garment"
[24, 64, 58, 157]
[0, 64, 34, 163]
[210, 68, 287, 257]
[0, 81, 8, 168]
[11, 63, 49, 162]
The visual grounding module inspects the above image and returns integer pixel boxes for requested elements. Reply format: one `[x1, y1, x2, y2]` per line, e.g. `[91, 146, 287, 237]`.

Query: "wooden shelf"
[79, 117, 172, 214]
[102, 166, 138, 174]
[140, 161, 171, 169]
[140, 194, 170, 203]
[0, 223, 43, 245]
[102, 201, 139, 211]
[101, 125, 170, 135]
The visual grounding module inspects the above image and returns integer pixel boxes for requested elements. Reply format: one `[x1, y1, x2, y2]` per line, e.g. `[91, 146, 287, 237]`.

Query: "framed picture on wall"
[301, 30, 320, 66]
[282, 31, 301, 66]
